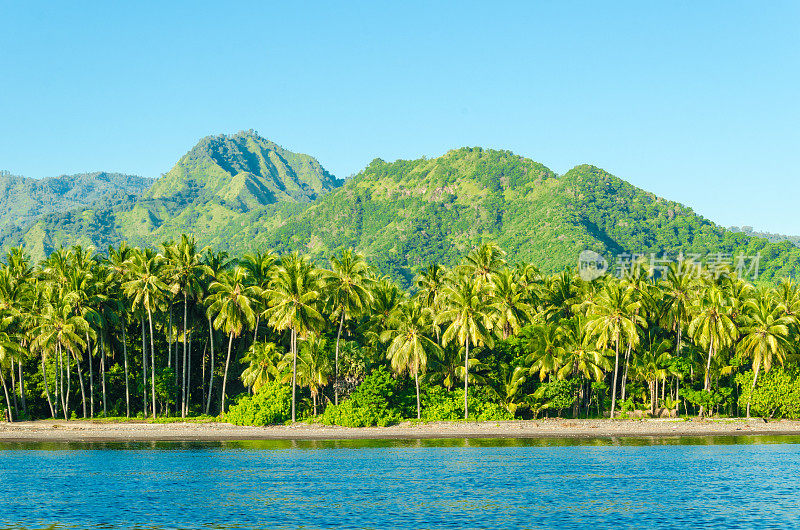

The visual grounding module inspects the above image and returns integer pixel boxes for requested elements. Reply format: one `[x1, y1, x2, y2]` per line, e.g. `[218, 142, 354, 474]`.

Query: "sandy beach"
[2, 418, 800, 443]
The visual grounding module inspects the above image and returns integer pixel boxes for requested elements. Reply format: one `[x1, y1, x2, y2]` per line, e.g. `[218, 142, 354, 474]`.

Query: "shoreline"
[2, 418, 800, 443]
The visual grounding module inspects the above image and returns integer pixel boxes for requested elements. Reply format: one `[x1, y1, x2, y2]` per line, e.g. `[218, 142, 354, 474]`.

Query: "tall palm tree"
[459, 241, 506, 290]
[166, 235, 208, 417]
[688, 286, 738, 417]
[206, 266, 256, 413]
[240, 250, 277, 344]
[293, 333, 332, 416]
[0, 315, 23, 421]
[382, 300, 441, 419]
[739, 291, 793, 417]
[585, 282, 643, 418]
[201, 249, 233, 414]
[122, 248, 167, 417]
[105, 243, 134, 416]
[662, 260, 695, 363]
[263, 253, 323, 422]
[523, 322, 565, 382]
[436, 275, 492, 419]
[557, 315, 612, 417]
[324, 248, 372, 405]
[489, 268, 531, 339]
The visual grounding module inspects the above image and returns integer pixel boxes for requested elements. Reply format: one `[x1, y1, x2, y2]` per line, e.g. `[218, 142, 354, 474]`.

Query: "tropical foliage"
[0, 239, 798, 426]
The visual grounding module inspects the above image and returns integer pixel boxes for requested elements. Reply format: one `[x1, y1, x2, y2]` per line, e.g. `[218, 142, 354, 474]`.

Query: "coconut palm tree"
[241, 342, 283, 393]
[201, 249, 234, 414]
[206, 266, 256, 413]
[165, 235, 208, 417]
[122, 248, 167, 417]
[263, 252, 323, 422]
[739, 291, 793, 417]
[523, 322, 565, 382]
[585, 282, 643, 418]
[436, 275, 492, 419]
[459, 241, 506, 290]
[489, 268, 531, 339]
[240, 250, 277, 344]
[293, 334, 332, 416]
[557, 315, 612, 417]
[324, 248, 372, 405]
[382, 300, 441, 418]
[689, 285, 738, 417]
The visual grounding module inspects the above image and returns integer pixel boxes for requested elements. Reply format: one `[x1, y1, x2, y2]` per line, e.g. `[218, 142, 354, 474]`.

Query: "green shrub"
[321, 367, 403, 427]
[736, 367, 800, 419]
[421, 386, 513, 421]
[225, 381, 291, 426]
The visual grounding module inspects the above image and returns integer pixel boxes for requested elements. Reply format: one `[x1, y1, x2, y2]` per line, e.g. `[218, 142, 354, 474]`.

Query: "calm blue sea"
[1, 437, 799, 529]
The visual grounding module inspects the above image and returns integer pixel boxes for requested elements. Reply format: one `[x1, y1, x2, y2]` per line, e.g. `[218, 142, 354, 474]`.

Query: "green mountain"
[209, 147, 800, 283]
[0, 170, 151, 232]
[729, 226, 800, 248]
[4, 138, 799, 284]
[3, 131, 341, 260]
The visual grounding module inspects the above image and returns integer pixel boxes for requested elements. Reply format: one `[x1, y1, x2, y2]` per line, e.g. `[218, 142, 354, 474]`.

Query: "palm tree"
[382, 300, 441, 419]
[662, 260, 695, 363]
[240, 250, 277, 344]
[263, 252, 323, 422]
[585, 282, 643, 418]
[201, 249, 233, 415]
[739, 291, 793, 417]
[166, 235, 208, 417]
[557, 315, 612, 417]
[523, 322, 565, 382]
[122, 248, 167, 417]
[688, 286, 738, 417]
[459, 241, 506, 290]
[324, 248, 372, 405]
[0, 315, 23, 421]
[241, 342, 283, 393]
[206, 266, 256, 413]
[293, 334, 332, 416]
[489, 268, 531, 338]
[106, 243, 134, 417]
[436, 275, 492, 419]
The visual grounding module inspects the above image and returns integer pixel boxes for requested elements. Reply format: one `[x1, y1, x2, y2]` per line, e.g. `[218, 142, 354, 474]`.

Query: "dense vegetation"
[731, 226, 800, 248]
[4, 133, 800, 284]
[0, 170, 151, 238]
[1, 239, 798, 426]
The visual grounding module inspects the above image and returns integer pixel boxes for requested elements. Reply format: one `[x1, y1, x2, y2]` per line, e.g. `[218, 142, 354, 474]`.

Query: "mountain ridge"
[2, 136, 798, 284]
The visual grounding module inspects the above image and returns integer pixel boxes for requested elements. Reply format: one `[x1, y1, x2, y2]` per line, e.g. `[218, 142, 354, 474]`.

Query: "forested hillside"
[3, 139, 798, 284]
[214, 148, 800, 284]
[0, 170, 151, 233]
[2, 131, 341, 260]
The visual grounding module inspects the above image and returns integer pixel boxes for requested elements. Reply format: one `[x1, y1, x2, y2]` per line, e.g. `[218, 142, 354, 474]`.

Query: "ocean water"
[1, 437, 800, 529]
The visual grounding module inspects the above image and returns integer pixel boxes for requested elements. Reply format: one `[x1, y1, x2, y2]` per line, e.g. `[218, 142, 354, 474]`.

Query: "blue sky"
[1, 1, 798, 233]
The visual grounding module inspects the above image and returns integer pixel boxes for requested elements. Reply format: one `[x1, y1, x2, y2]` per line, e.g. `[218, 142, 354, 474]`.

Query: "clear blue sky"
[1, 1, 798, 233]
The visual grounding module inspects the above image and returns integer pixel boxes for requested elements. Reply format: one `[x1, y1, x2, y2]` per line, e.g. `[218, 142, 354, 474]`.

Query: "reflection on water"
[2, 437, 800, 529]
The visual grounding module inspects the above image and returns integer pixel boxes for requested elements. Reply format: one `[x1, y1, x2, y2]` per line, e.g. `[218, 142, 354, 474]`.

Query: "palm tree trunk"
[415, 371, 421, 420]
[253, 315, 260, 344]
[142, 316, 148, 418]
[220, 331, 234, 413]
[1, 374, 12, 422]
[101, 340, 107, 417]
[205, 316, 215, 415]
[185, 330, 193, 416]
[87, 333, 94, 418]
[17, 359, 26, 414]
[621, 344, 631, 402]
[610, 338, 620, 419]
[291, 327, 297, 423]
[182, 293, 188, 418]
[148, 309, 156, 418]
[10, 364, 17, 413]
[74, 351, 87, 419]
[699, 337, 715, 418]
[41, 355, 55, 418]
[464, 339, 470, 420]
[747, 361, 761, 419]
[59, 343, 67, 419]
[335, 312, 344, 406]
[123, 324, 130, 418]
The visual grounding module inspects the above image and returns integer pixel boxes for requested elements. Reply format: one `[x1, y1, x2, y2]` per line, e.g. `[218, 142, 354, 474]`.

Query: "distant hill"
[2, 131, 341, 260]
[0, 170, 151, 231]
[729, 226, 800, 248]
[3, 136, 798, 283]
[213, 148, 800, 283]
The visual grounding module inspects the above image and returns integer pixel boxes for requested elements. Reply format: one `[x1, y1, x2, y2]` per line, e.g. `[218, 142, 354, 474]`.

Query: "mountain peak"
[146, 131, 340, 210]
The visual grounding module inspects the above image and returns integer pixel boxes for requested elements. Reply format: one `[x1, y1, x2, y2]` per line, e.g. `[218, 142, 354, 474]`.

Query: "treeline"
[0, 238, 798, 424]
